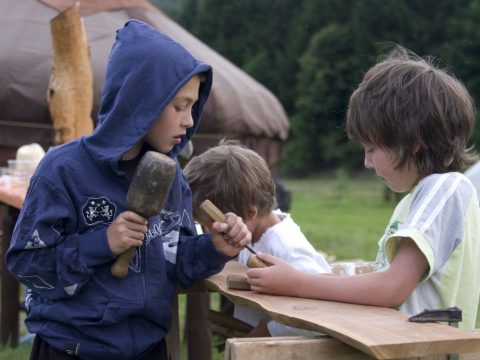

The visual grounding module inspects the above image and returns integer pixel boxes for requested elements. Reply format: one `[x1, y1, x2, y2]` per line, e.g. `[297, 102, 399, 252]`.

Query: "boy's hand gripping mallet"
[111, 151, 176, 278]
[199, 199, 268, 268]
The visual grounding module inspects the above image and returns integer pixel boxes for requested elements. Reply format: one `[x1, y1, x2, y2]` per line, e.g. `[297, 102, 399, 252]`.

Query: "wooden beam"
[47, 2, 94, 144]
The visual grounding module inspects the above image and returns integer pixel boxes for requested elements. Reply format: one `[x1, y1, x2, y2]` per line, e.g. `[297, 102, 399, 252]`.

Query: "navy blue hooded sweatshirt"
[6, 20, 228, 359]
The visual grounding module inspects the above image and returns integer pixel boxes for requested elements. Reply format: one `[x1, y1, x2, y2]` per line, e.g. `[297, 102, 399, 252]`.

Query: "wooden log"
[47, 2, 93, 145]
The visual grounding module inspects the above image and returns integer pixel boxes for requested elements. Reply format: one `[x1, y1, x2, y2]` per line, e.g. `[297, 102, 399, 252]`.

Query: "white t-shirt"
[374, 172, 480, 329]
[235, 211, 331, 336]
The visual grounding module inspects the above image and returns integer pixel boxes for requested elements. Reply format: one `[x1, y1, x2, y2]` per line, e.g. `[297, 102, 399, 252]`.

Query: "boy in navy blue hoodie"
[6, 20, 251, 360]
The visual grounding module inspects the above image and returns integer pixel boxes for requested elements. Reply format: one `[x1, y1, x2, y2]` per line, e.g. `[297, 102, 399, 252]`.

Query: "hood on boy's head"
[83, 19, 213, 168]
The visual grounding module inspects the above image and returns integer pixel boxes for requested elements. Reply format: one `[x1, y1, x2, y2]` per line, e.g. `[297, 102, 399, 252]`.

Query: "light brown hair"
[346, 46, 476, 176]
[184, 140, 276, 219]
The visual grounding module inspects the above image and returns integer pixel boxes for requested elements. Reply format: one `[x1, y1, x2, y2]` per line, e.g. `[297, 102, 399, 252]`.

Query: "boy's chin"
[147, 144, 172, 154]
[387, 184, 409, 194]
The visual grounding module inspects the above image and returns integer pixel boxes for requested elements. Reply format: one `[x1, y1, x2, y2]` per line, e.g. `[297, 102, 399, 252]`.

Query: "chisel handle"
[199, 200, 269, 268]
[200, 199, 226, 223]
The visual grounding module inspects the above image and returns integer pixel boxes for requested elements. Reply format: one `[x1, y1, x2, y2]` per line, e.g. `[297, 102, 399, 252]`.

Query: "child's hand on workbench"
[210, 212, 251, 257]
[246, 252, 302, 296]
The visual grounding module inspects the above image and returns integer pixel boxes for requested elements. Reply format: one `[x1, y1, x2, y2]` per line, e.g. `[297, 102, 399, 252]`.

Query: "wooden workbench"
[203, 261, 480, 360]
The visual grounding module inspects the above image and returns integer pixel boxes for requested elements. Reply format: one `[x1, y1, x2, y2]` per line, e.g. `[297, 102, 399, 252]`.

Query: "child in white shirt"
[185, 140, 331, 336]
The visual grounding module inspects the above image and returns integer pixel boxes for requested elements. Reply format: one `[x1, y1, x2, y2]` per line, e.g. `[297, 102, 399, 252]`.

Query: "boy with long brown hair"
[247, 46, 480, 329]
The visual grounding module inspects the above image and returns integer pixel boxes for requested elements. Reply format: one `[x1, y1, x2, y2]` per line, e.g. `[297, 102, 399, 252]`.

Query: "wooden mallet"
[110, 151, 176, 278]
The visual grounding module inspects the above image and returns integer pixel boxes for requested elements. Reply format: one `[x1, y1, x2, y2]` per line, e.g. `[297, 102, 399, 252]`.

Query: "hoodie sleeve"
[175, 232, 230, 288]
[5, 176, 115, 300]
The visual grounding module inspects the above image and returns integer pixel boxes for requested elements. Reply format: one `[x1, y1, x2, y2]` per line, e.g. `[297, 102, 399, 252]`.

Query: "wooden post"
[186, 293, 211, 360]
[47, 2, 94, 144]
[0, 205, 19, 347]
[165, 294, 180, 360]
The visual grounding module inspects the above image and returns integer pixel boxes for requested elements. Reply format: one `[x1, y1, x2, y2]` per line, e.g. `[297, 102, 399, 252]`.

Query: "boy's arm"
[6, 177, 116, 300]
[247, 238, 427, 308]
[174, 212, 251, 287]
[209, 212, 251, 257]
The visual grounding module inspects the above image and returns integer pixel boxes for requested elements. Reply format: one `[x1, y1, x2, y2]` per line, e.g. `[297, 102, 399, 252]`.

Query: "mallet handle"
[111, 247, 136, 278]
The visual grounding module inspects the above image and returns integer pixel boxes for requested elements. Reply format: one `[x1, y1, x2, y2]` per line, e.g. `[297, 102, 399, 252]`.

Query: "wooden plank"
[204, 261, 480, 359]
[225, 336, 374, 360]
[226, 336, 480, 360]
[462, 330, 480, 359]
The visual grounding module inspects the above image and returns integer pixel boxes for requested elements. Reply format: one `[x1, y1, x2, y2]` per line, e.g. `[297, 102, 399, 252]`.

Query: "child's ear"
[246, 206, 258, 221]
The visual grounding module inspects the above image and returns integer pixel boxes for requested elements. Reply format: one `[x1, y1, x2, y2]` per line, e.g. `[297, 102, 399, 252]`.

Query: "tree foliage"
[168, 0, 480, 175]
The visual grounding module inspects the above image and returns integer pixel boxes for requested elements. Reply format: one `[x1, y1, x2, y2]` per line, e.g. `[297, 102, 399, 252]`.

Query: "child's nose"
[182, 112, 194, 128]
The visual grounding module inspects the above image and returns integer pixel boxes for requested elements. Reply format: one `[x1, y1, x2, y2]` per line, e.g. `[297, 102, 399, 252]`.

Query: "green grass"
[0, 345, 31, 360]
[0, 172, 397, 359]
[284, 171, 396, 261]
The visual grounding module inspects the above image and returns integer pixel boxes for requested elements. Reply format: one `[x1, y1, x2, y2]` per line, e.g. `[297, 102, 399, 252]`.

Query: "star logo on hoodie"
[82, 197, 116, 225]
[24, 229, 46, 249]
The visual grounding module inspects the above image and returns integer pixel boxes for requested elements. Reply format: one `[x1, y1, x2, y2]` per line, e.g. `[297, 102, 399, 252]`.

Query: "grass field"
[0, 172, 397, 359]
[284, 171, 397, 262]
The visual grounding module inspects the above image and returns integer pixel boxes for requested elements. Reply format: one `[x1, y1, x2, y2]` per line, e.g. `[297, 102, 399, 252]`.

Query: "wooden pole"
[186, 293, 212, 360]
[0, 205, 19, 347]
[47, 2, 94, 144]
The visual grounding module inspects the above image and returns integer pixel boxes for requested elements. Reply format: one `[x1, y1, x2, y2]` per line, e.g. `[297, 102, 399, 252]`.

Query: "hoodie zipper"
[143, 243, 149, 311]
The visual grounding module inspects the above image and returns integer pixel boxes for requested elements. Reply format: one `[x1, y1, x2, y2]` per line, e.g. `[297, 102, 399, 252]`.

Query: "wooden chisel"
[199, 199, 268, 268]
